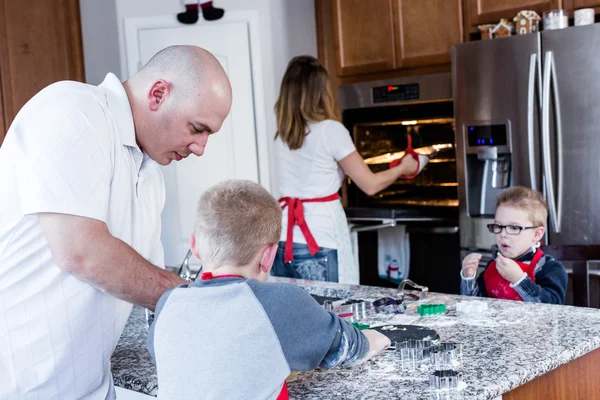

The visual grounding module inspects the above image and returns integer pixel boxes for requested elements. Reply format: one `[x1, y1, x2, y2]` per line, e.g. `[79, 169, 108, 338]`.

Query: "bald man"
[0, 45, 232, 399]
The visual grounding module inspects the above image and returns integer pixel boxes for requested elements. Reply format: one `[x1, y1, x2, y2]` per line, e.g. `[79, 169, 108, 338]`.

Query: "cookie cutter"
[373, 297, 406, 314]
[398, 279, 429, 301]
[455, 300, 488, 315]
[430, 342, 463, 369]
[337, 300, 374, 322]
[394, 338, 436, 368]
[429, 369, 462, 390]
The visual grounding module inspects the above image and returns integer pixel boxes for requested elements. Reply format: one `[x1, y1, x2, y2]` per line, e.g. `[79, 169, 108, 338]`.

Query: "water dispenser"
[464, 124, 511, 217]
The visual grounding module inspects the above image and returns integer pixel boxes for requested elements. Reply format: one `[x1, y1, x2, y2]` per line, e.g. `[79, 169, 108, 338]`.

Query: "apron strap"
[279, 193, 339, 263]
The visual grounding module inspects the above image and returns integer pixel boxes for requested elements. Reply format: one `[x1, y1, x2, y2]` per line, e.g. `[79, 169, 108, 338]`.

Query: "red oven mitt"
[389, 134, 429, 179]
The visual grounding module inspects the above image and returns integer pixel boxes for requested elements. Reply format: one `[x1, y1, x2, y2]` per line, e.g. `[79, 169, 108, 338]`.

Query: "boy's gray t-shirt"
[147, 277, 369, 399]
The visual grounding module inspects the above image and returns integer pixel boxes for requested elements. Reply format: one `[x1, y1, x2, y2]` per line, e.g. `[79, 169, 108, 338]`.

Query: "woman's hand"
[395, 154, 418, 177]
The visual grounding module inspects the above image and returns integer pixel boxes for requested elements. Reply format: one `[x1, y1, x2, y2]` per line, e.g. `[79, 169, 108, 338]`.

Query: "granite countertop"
[112, 278, 600, 399]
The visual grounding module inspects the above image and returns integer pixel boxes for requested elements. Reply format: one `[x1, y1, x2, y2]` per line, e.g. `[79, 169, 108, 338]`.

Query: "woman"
[271, 56, 425, 283]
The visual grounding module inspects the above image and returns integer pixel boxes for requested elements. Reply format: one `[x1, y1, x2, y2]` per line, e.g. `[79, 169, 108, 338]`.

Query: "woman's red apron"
[278, 193, 339, 263]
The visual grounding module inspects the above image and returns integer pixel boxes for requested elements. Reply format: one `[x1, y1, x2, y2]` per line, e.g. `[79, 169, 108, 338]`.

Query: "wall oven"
[339, 73, 461, 293]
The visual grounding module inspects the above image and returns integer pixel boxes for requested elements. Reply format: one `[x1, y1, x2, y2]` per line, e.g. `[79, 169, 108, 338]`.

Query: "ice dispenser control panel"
[464, 123, 511, 217]
[467, 125, 507, 147]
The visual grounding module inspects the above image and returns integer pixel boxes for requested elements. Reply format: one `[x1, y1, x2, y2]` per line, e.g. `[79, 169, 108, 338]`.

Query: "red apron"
[278, 193, 339, 263]
[483, 249, 543, 301]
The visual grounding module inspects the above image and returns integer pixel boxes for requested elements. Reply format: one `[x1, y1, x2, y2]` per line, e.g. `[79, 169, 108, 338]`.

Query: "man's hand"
[496, 253, 526, 284]
[462, 253, 482, 278]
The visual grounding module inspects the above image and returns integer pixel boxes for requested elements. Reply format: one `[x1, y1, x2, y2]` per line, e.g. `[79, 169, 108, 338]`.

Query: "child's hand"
[496, 253, 526, 284]
[362, 329, 391, 361]
[462, 253, 482, 278]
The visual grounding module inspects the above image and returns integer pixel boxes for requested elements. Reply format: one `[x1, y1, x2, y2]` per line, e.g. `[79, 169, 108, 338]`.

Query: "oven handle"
[350, 221, 396, 233]
[407, 226, 459, 234]
[349, 220, 459, 235]
[347, 217, 446, 223]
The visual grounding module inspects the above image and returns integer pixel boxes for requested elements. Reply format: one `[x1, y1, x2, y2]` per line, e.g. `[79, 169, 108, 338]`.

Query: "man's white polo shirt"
[0, 73, 165, 399]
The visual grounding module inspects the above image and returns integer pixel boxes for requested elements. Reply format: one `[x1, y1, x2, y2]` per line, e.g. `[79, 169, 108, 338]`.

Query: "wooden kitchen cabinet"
[333, 0, 396, 76]
[468, 0, 562, 26]
[0, 0, 85, 145]
[327, 0, 463, 77]
[393, 0, 463, 69]
[0, 73, 5, 139]
[572, 0, 600, 13]
[574, 0, 600, 6]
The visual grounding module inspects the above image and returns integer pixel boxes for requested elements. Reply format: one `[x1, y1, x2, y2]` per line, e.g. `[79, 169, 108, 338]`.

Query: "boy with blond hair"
[147, 179, 390, 400]
[461, 186, 567, 304]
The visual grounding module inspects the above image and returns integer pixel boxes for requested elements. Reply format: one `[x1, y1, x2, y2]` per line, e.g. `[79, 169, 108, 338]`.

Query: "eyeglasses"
[487, 223, 539, 235]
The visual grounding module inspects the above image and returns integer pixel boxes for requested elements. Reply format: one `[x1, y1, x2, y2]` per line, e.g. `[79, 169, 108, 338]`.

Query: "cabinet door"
[0, 0, 84, 142]
[470, 0, 562, 25]
[573, 0, 600, 9]
[394, 0, 463, 68]
[0, 64, 5, 144]
[334, 0, 396, 76]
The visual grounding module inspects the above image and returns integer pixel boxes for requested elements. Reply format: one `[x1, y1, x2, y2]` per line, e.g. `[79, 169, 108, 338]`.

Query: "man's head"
[190, 179, 282, 281]
[124, 45, 232, 165]
[491, 186, 548, 259]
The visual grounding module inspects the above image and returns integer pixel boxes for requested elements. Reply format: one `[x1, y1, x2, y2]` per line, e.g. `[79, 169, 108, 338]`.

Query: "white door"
[125, 16, 265, 268]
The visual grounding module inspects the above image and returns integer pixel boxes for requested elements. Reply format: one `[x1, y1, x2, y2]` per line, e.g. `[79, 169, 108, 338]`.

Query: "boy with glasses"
[461, 186, 567, 304]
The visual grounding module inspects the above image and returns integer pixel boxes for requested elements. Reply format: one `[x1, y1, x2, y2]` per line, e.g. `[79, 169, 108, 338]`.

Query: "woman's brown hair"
[274, 55, 337, 150]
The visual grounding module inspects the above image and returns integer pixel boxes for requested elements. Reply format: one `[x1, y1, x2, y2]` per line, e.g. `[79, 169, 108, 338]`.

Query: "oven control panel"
[373, 83, 419, 103]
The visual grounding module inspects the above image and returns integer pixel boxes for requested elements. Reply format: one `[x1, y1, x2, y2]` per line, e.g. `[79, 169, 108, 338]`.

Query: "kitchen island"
[112, 278, 600, 399]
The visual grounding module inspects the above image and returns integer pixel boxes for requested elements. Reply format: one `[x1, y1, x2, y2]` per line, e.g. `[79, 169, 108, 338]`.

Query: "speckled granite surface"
[111, 306, 157, 396]
[112, 277, 600, 399]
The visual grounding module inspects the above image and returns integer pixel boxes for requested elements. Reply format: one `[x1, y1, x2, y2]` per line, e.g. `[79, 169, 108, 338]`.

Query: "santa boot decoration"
[201, 1, 225, 21]
[177, 2, 199, 24]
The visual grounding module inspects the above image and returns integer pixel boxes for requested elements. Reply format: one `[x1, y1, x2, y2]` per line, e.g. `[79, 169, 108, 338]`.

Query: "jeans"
[271, 241, 339, 282]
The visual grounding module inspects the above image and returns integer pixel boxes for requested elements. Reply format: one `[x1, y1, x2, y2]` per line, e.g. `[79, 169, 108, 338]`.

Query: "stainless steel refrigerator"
[452, 24, 600, 261]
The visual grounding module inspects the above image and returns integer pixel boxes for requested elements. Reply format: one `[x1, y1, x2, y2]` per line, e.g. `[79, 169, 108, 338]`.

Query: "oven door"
[342, 101, 457, 209]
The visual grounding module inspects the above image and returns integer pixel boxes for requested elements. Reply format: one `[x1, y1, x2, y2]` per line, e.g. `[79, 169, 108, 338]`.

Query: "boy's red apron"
[279, 193, 339, 263]
[484, 249, 543, 301]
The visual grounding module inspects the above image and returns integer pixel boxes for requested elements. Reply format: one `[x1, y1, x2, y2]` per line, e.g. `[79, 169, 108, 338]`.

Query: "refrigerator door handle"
[542, 51, 560, 233]
[550, 51, 563, 233]
[527, 53, 538, 191]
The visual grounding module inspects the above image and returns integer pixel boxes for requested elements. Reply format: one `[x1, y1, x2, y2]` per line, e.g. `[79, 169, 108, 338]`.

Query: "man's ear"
[189, 234, 201, 260]
[259, 243, 279, 274]
[148, 80, 170, 111]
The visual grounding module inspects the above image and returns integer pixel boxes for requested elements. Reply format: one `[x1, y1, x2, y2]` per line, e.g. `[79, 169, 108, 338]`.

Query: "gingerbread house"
[491, 19, 513, 38]
[478, 24, 495, 40]
[513, 10, 542, 35]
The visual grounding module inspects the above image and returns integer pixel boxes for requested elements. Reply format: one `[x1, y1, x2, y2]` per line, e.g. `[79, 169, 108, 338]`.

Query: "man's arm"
[39, 212, 186, 311]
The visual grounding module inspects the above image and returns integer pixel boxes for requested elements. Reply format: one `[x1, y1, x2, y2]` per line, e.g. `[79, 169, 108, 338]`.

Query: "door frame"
[123, 11, 271, 190]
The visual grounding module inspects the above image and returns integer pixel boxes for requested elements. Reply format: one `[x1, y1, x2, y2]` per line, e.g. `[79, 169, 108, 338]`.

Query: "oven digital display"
[467, 125, 507, 146]
[373, 83, 419, 103]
